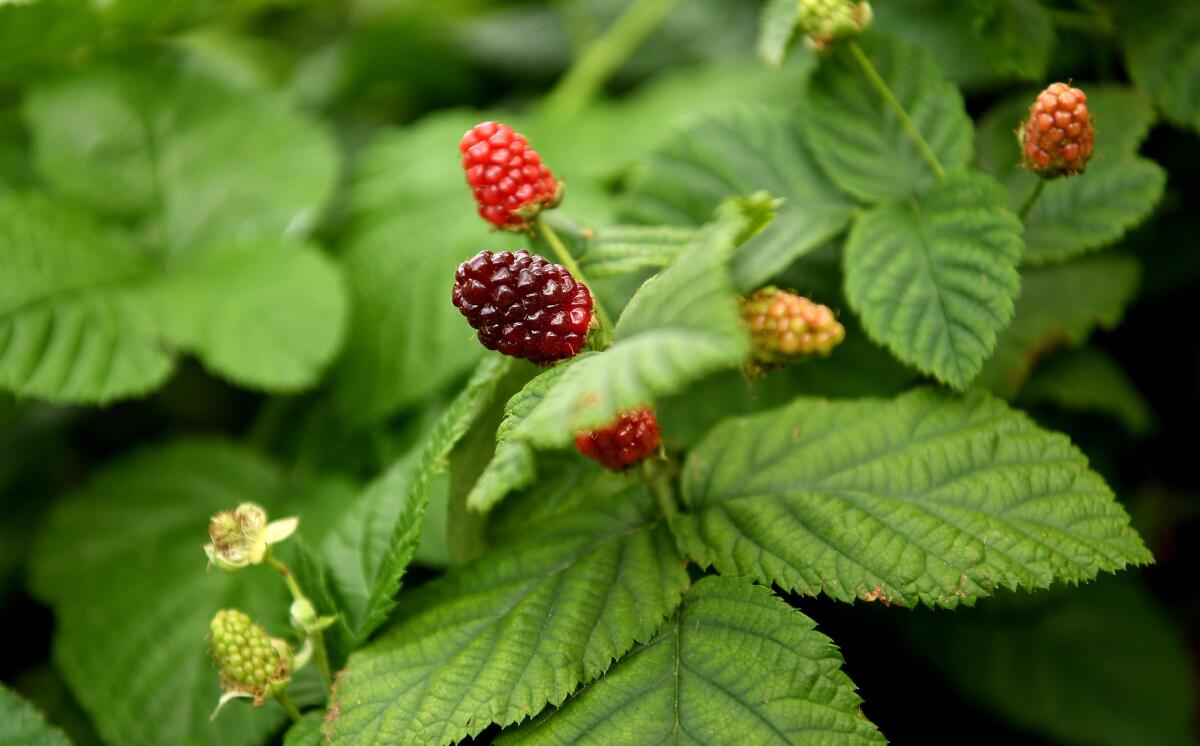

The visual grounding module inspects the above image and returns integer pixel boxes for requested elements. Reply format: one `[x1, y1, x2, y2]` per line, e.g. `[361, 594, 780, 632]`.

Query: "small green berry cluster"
[209, 609, 293, 706]
[797, 0, 872, 51]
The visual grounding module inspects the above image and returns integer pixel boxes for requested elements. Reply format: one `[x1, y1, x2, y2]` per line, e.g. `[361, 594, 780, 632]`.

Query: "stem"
[644, 461, 677, 522]
[542, 0, 681, 119]
[266, 555, 304, 603]
[266, 553, 333, 692]
[276, 692, 303, 723]
[537, 215, 615, 346]
[1019, 179, 1045, 219]
[847, 41, 945, 180]
[311, 630, 333, 692]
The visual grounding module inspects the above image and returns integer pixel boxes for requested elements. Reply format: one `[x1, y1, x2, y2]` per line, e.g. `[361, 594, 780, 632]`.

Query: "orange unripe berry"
[1020, 82, 1094, 178]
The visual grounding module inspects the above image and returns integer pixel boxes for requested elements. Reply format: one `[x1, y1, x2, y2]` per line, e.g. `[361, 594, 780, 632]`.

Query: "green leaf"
[322, 355, 512, 642]
[0, 193, 347, 401]
[30, 440, 290, 746]
[0, 686, 71, 746]
[844, 172, 1023, 390]
[511, 204, 753, 447]
[1022, 158, 1166, 265]
[979, 254, 1140, 397]
[971, 0, 1055, 81]
[578, 224, 700, 279]
[871, 0, 1006, 89]
[675, 388, 1152, 608]
[467, 362, 569, 513]
[328, 483, 689, 745]
[903, 577, 1194, 746]
[283, 712, 327, 746]
[1021, 348, 1152, 435]
[0, 3, 99, 86]
[624, 105, 854, 291]
[0, 194, 172, 403]
[1122, 3, 1200, 132]
[152, 238, 347, 390]
[25, 66, 338, 254]
[802, 33, 973, 202]
[498, 576, 884, 745]
[757, 0, 802, 67]
[330, 112, 526, 425]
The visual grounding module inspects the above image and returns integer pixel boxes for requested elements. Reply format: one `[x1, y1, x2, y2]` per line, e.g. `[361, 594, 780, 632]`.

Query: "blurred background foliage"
[0, 0, 1197, 744]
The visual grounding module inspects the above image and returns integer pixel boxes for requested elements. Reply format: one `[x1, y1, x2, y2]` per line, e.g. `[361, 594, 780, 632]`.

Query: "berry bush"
[0, 1, 1198, 744]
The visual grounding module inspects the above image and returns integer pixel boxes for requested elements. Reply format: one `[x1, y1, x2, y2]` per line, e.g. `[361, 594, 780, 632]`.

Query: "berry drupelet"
[453, 249, 593, 364]
[461, 122, 561, 230]
[1020, 82, 1094, 177]
[575, 408, 661, 471]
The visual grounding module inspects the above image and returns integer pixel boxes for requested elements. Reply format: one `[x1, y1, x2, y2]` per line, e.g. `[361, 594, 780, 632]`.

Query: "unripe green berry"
[208, 609, 293, 706]
[797, 0, 872, 51]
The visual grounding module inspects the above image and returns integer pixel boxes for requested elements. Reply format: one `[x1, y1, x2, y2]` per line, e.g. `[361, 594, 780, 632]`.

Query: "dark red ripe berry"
[574, 408, 661, 471]
[452, 249, 593, 364]
[1020, 82, 1094, 177]
[460, 122, 560, 230]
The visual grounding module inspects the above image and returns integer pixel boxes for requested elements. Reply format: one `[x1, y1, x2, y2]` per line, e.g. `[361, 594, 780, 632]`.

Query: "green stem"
[266, 554, 333, 692]
[542, 0, 681, 119]
[275, 692, 303, 723]
[537, 215, 614, 347]
[266, 554, 304, 603]
[847, 40, 945, 180]
[1019, 179, 1045, 219]
[310, 630, 333, 692]
[644, 461, 677, 522]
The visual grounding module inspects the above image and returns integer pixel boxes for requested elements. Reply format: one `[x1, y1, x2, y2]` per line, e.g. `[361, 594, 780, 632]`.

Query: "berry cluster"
[461, 122, 560, 230]
[797, 0, 873, 51]
[574, 408, 661, 471]
[209, 609, 292, 706]
[1020, 82, 1094, 177]
[453, 249, 593, 364]
[742, 286, 845, 367]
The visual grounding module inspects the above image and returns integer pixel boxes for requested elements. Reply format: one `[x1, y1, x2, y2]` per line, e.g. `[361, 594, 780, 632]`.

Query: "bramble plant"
[1, 0, 1198, 745]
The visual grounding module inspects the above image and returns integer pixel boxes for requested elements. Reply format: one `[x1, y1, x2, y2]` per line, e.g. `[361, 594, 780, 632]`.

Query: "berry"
[453, 249, 593, 364]
[797, 0, 872, 51]
[574, 408, 661, 471]
[742, 287, 845, 368]
[1020, 82, 1094, 177]
[460, 122, 561, 230]
[209, 609, 293, 706]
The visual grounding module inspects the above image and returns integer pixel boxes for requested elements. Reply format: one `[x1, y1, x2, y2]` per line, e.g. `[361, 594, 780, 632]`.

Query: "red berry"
[1020, 82, 1094, 178]
[574, 408, 660, 471]
[452, 249, 593, 364]
[460, 122, 560, 230]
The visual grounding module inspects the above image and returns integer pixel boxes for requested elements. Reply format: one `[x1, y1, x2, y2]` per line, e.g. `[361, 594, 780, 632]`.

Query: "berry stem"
[266, 554, 334, 692]
[1018, 179, 1046, 220]
[643, 460, 677, 522]
[536, 215, 615, 346]
[847, 40, 946, 180]
[276, 692, 303, 723]
[542, 0, 681, 119]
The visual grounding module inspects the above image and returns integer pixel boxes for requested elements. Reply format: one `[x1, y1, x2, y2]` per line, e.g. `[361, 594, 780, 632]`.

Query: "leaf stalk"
[847, 40, 946, 180]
